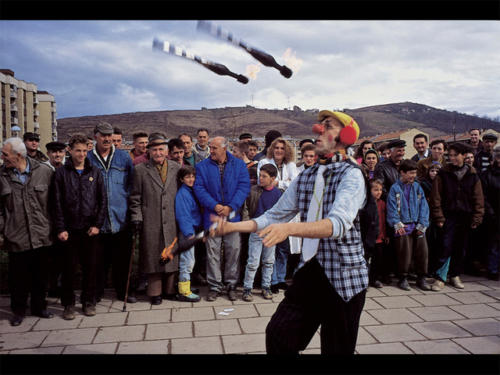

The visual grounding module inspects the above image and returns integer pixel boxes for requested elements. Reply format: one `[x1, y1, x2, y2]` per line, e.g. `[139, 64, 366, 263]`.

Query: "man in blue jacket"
[386, 159, 431, 291]
[87, 122, 136, 303]
[194, 136, 250, 301]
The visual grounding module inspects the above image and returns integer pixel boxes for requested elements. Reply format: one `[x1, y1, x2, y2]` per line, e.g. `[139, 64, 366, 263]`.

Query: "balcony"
[34, 97, 39, 104]
[33, 122, 40, 129]
[52, 103, 57, 111]
[10, 90, 17, 98]
[11, 117, 18, 125]
[11, 105, 18, 112]
[34, 110, 40, 116]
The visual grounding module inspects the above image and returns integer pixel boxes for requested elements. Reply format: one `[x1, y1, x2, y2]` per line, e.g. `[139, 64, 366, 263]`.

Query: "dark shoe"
[370, 280, 383, 288]
[242, 289, 253, 302]
[277, 282, 288, 290]
[228, 289, 237, 301]
[382, 275, 392, 285]
[33, 309, 54, 319]
[416, 277, 431, 291]
[177, 293, 201, 302]
[397, 278, 411, 291]
[10, 314, 24, 326]
[83, 304, 96, 317]
[262, 288, 273, 300]
[151, 296, 163, 305]
[63, 305, 75, 320]
[161, 293, 177, 301]
[487, 272, 499, 281]
[117, 295, 137, 303]
[270, 284, 279, 294]
[207, 290, 219, 302]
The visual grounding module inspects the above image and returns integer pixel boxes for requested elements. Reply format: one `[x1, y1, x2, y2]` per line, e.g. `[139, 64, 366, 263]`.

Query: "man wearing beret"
[87, 122, 137, 304]
[210, 110, 368, 354]
[373, 139, 406, 198]
[23, 132, 48, 163]
[474, 133, 498, 174]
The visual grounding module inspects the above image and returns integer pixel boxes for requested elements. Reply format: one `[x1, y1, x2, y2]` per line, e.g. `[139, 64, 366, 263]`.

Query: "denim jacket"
[386, 179, 429, 232]
[87, 146, 134, 233]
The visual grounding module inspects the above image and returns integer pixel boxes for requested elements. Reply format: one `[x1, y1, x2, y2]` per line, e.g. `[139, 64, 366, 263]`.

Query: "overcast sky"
[1, 20, 499, 120]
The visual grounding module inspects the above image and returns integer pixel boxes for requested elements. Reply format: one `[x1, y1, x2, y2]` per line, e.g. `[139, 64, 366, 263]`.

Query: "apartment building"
[0, 69, 57, 152]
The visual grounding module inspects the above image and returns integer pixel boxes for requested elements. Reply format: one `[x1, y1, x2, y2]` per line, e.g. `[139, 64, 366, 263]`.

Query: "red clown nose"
[312, 123, 324, 135]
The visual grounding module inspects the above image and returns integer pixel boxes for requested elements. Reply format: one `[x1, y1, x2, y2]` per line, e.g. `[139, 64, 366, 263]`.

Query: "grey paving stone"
[41, 328, 97, 347]
[79, 312, 127, 328]
[447, 291, 497, 304]
[301, 348, 321, 354]
[359, 311, 380, 326]
[239, 316, 272, 334]
[172, 336, 223, 354]
[366, 287, 386, 297]
[117, 339, 170, 354]
[356, 327, 377, 345]
[404, 339, 470, 354]
[127, 309, 171, 325]
[481, 289, 500, 301]
[93, 325, 145, 343]
[0, 316, 39, 334]
[409, 293, 463, 307]
[194, 319, 241, 336]
[409, 306, 467, 322]
[195, 296, 235, 307]
[488, 302, 500, 311]
[305, 332, 321, 349]
[449, 303, 500, 319]
[109, 300, 151, 312]
[373, 296, 423, 309]
[171, 306, 214, 322]
[32, 316, 83, 331]
[369, 308, 423, 324]
[453, 318, 500, 336]
[363, 298, 385, 310]
[151, 300, 194, 309]
[453, 336, 500, 354]
[64, 342, 117, 354]
[477, 280, 500, 290]
[222, 333, 266, 354]
[409, 321, 472, 340]
[145, 321, 193, 340]
[215, 304, 259, 320]
[356, 342, 413, 354]
[271, 292, 285, 303]
[1, 331, 49, 350]
[8, 346, 64, 354]
[364, 324, 426, 343]
[449, 282, 494, 292]
[254, 302, 279, 317]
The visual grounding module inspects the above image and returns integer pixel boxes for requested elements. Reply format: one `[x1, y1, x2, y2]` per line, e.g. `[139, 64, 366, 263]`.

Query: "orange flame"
[245, 64, 261, 80]
[283, 48, 303, 73]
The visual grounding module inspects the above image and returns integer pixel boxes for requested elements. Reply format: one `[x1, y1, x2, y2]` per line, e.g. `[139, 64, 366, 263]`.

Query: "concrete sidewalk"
[0, 274, 499, 354]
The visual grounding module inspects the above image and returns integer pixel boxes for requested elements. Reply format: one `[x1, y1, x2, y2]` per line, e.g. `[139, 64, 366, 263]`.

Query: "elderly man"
[417, 139, 447, 181]
[129, 133, 181, 304]
[87, 122, 136, 304]
[193, 128, 211, 161]
[194, 136, 250, 301]
[210, 110, 368, 354]
[411, 134, 430, 162]
[23, 132, 48, 162]
[1, 137, 54, 326]
[373, 139, 406, 198]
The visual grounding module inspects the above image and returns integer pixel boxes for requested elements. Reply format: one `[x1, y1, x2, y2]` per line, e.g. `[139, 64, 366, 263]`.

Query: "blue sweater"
[386, 179, 430, 232]
[254, 187, 282, 219]
[175, 184, 202, 237]
[194, 151, 251, 229]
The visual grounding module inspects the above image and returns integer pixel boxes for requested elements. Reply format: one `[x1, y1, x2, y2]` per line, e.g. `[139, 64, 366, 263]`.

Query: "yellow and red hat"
[317, 110, 360, 145]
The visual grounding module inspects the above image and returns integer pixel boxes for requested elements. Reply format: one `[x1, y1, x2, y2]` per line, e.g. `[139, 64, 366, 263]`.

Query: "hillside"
[56, 102, 500, 142]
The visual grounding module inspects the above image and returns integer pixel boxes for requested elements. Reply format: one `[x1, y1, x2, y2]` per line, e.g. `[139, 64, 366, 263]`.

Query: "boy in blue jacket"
[387, 159, 431, 291]
[175, 166, 203, 302]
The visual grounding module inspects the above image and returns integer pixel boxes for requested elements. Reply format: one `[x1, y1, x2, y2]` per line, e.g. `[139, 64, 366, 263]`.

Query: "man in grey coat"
[0, 137, 54, 326]
[129, 133, 181, 305]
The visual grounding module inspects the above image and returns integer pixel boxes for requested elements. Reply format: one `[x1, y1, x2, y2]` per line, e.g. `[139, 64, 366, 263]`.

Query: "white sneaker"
[431, 279, 445, 291]
[450, 276, 465, 289]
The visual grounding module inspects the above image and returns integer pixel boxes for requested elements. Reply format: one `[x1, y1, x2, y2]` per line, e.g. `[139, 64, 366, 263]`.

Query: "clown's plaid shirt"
[254, 161, 369, 302]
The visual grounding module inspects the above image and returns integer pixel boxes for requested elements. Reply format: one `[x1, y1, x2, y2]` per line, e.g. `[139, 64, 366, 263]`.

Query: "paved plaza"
[0, 274, 499, 355]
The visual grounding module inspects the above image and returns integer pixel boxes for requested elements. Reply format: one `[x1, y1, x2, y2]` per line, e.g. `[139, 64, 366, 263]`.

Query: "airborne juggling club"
[197, 20, 293, 79]
[152, 38, 249, 84]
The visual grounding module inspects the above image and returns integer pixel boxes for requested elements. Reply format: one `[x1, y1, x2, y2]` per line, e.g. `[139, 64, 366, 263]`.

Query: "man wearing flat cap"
[374, 139, 406, 198]
[87, 122, 136, 304]
[129, 133, 181, 304]
[210, 110, 369, 354]
[474, 133, 498, 174]
[45, 141, 67, 171]
[23, 132, 48, 163]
